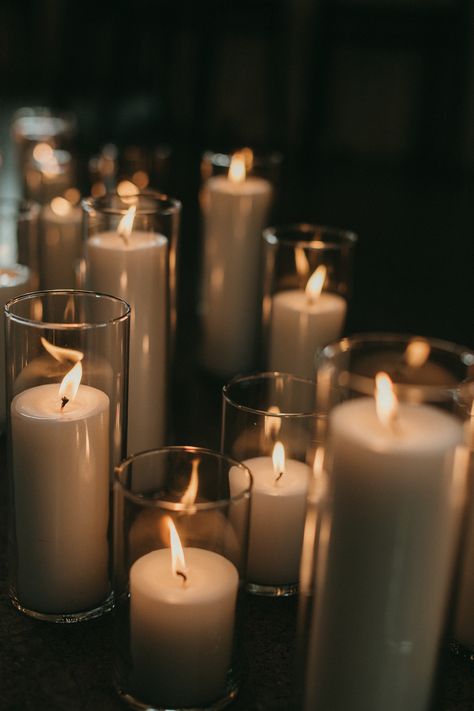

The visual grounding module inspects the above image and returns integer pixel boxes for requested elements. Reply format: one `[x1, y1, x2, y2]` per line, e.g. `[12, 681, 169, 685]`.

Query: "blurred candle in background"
[39, 190, 82, 289]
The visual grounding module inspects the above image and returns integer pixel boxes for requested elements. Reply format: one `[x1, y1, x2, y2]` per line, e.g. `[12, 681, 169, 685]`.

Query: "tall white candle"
[130, 547, 239, 707]
[199, 152, 272, 375]
[304, 382, 467, 711]
[243, 443, 310, 586]
[40, 196, 82, 289]
[86, 211, 168, 453]
[11, 382, 110, 614]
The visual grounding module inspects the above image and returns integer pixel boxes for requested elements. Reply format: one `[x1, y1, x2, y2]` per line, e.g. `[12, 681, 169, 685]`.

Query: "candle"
[11, 344, 110, 614]
[24, 144, 73, 204]
[269, 265, 346, 378]
[199, 151, 272, 375]
[130, 519, 239, 707]
[86, 205, 168, 453]
[40, 194, 82, 289]
[243, 442, 310, 586]
[0, 265, 31, 429]
[304, 374, 467, 711]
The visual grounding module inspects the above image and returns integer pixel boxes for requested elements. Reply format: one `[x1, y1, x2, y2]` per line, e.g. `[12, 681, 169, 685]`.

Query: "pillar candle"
[130, 547, 238, 707]
[24, 144, 73, 204]
[40, 196, 82, 289]
[304, 397, 467, 711]
[199, 153, 272, 375]
[11, 383, 110, 614]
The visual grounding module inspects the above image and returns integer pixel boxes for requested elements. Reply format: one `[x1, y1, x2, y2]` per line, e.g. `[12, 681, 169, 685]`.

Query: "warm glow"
[241, 147, 254, 172]
[58, 361, 82, 406]
[375, 372, 399, 430]
[64, 187, 81, 205]
[117, 180, 137, 197]
[405, 339, 431, 368]
[228, 152, 246, 183]
[91, 181, 106, 198]
[50, 196, 72, 217]
[313, 447, 325, 479]
[305, 265, 327, 304]
[264, 405, 282, 440]
[132, 170, 149, 189]
[272, 441, 286, 482]
[117, 205, 136, 244]
[41, 336, 84, 364]
[295, 247, 310, 283]
[32, 143, 53, 162]
[181, 458, 199, 508]
[168, 517, 187, 582]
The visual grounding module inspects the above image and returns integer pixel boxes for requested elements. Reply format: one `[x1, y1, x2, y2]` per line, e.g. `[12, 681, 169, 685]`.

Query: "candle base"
[115, 678, 239, 711]
[9, 589, 114, 623]
[246, 581, 298, 597]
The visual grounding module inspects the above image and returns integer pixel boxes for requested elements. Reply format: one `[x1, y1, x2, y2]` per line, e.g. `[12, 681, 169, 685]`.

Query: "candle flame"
[33, 143, 53, 162]
[241, 147, 254, 172]
[181, 458, 199, 508]
[405, 339, 430, 368]
[168, 517, 187, 583]
[41, 336, 84, 364]
[305, 265, 327, 304]
[264, 405, 282, 440]
[50, 196, 72, 217]
[117, 180, 137, 197]
[273, 441, 286, 483]
[375, 372, 399, 430]
[228, 152, 246, 183]
[58, 360, 82, 407]
[117, 205, 136, 244]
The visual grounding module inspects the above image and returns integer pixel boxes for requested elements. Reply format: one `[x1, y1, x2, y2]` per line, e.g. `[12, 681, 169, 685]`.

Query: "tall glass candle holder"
[5, 290, 130, 623]
[297, 333, 473, 711]
[82, 190, 181, 454]
[262, 223, 357, 379]
[0, 198, 41, 287]
[198, 150, 280, 377]
[113, 447, 252, 711]
[221, 372, 318, 596]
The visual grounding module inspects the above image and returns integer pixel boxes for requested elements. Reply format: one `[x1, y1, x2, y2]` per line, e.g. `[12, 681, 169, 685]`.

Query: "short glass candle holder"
[24, 145, 75, 205]
[221, 372, 318, 597]
[113, 447, 252, 711]
[5, 290, 130, 623]
[297, 333, 473, 711]
[261, 223, 357, 379]
[82, 190, 181, 454]
[0, 197, 41, 287]
[198, 150, 280, 377]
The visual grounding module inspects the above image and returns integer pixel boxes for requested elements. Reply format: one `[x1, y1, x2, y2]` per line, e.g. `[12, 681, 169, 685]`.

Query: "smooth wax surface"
[40, 203, 82, 289]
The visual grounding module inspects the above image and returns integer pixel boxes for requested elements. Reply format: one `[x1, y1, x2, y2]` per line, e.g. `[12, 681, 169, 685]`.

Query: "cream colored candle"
[40, 195, 82, 289]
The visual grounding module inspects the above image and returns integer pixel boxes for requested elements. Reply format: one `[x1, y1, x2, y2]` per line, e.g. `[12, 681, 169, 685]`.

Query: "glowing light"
[405, 339, 431, 368]
[41, 336, 84, 364]
[132, 170, 149, 189]
[272, 441, 286, 483]
[50, 196, 71, 217]
[91, 181, 106, 198]
[264, 405, 282, 440]
[58, 361, 82, 407]
[117, 205, 136, 245]
[64, 187, 81, 205]
[305, 265, 327, 304]
[181, 458, 199, 508]
[32, 143, 53, 162]
[375, 372, 399, 430]
[168, 517, 187, 582]
[117, 180, 137, 197]
[295, 247, 310, 283]
[228, 152, 246, 184]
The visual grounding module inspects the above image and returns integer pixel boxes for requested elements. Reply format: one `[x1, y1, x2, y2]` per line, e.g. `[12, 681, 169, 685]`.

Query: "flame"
[272, 441, 286, 483]
[117, 180, 137, 197]
[375, 372, 399, 430]
[241, 147, 254, 172]
[313, 447, 325, 479]
[228, 152, 246, 183]
[41, 336, 83, 364]
[50, 196, 72, 217]
[58, 360, 82, 407]
[264, 405, 282, 440]
[305, 265, 327, 304]
[168, 517, 187, 582]
[117, 205, 136, 244]
[181, 458, 199, 508]
[405, 339, 430, 368]
[33, 143, 53, 162]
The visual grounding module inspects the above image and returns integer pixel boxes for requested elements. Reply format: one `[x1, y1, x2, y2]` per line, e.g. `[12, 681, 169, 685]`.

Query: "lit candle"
[269, 263, 346, 378]
[130, 518, 239, 707]
[199, 150, 272, 375]
[243, 441, 310, 587]
[25, 143, 74, 204]
[303, 373, 468, 710]
[40, 192, 82, 289]
[11, 340, 110, 614]
[86, 204, 168, 453]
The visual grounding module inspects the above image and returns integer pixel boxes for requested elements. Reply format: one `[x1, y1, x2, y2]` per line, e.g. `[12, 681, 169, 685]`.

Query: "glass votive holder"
[82, 190, 181, 454]
[24, 145, 75, 204]
[221, 372, 318, 596]
[5, 290, 130, 622]
[198, 149, 280, 377]
[39, 189, 82, 289]
[0, 198, 41, 286]
[297, 333, 473, 711]
[113, 447, 252, 710]
[262, 223, 357, 379]
[11, 106, 76, 171]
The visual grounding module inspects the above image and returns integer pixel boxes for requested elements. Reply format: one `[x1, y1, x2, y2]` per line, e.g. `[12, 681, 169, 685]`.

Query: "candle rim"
[82, 189, 181, 218]
[223, 371, 317, 418]
[263, 223, 358, 251]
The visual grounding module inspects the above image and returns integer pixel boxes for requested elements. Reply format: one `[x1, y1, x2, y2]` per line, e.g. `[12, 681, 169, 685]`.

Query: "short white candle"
[130, 547, 239, 707]
[86, 207, 168, 453]
[199, 152, 272, 375]
[11, 380, 110, 614]
[40, 196, 82, 289]
[304, 376, 467, 711]
[269, 265, 346, 378]
[243, 442, 310, 586]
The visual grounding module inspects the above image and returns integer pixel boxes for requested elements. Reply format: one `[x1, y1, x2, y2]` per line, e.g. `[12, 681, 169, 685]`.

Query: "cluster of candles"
[2, 111, 473, 711]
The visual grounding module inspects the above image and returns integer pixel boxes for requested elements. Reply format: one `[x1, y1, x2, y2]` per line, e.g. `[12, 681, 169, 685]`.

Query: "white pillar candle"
[199, 152, 272, 375]
[130, 547, 239, 707]
[304, 383, 467, 711]
[243, 443, 310, 586]
[86, 214, 168, 453]
[0, 265, 30, 429]
[40, 196, 82, 289]
[11, 382, 110, 614]
[269, 265, 346, 378]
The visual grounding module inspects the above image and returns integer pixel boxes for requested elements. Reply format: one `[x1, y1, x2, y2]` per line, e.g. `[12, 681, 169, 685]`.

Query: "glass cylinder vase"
[82, 190, 181, 454]
[0, 197, 41, 287]
[262, 223, 357, 379]
[297, 333, 474, 711]
[5, 290, 130, 622]
[221, 372, 318, 596]
[113, 446, 252, 710]
[24, 145, 75, 205]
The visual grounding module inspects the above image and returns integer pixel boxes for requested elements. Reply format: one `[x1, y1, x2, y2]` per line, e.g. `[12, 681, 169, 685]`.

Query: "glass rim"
[81, 189, 182, 217]
[4, 289, 131, 330]
[114, 446, 253, 510]
[263, 223, 358, 250]
[202, 149, 283, 169]
[222, 371, 317, 418]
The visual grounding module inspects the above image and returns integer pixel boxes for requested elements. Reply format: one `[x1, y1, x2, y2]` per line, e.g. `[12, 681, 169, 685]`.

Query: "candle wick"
[60, 396, 69, 410]
[176, 569, 187, 586]
[275, 470, 284, 484]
